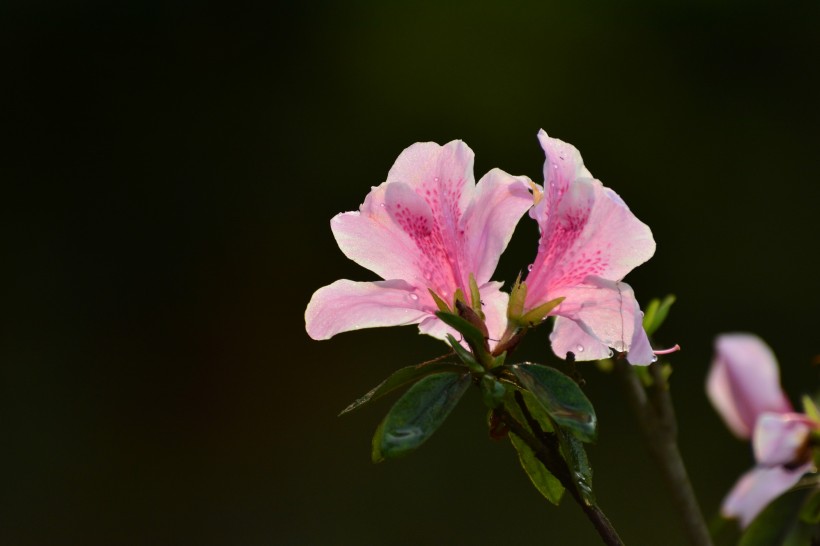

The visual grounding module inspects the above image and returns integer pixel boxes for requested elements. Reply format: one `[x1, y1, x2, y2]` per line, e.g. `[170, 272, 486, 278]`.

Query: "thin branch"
[498, 402, 625, 546]
[613, 360, 712, 546]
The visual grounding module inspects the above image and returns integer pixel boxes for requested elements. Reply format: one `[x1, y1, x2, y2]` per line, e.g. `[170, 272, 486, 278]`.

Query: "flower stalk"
[613, 359, 713, 546]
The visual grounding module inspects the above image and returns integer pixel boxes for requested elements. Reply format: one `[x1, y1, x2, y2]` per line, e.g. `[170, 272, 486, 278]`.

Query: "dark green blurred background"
[3, 1, 819, 544]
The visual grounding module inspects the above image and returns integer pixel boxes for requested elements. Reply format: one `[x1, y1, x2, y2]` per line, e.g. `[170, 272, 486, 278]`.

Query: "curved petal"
[548, 278, 653, 363]
[305, 279, 428, 340]
[479, 282, 509, 348]
[707, 334, 793, 439]
[332, 140, 488, 299]
[525, 177, 655, 309]
[753, 412, 814, 467]
[550, 317, 613, 361]
[537, 129, 592, 213]
[461, 169, 534, 283]
[721, 464, 810, 528]
[386, 140, 476, 217]
[331, 182, 424, 282]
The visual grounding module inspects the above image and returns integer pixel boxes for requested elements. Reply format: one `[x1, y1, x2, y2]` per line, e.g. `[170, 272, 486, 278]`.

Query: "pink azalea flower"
[305, 139, 533, 345]
[522, 130, 656, 364]
[707, 333, 817, 527]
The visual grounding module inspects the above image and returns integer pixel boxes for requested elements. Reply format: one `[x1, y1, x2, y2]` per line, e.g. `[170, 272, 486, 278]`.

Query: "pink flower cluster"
[305, 131, 657, 364]
[707, 334, 818, 527]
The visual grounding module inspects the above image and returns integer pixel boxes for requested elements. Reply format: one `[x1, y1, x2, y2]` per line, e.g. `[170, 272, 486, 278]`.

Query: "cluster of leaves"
[340, 287, 599, 511]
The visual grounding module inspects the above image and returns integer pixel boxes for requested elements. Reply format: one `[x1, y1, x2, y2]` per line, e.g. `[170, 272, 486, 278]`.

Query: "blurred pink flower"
[523, 130, 656, 364]
[305, 139, 533, 345]
[707, 333, 817, 527]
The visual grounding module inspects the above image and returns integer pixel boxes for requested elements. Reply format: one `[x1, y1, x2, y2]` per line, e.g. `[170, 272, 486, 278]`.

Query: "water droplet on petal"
[651, 355, 659, 363]
[576, 345, 584, 352]
[423, 272, 432, 281]
[434, 177, 440, 182]
[408, 293, 419, 301]
[607, 349, 614, 358]
[379, 203, 385, 208]
[527, 264, 534, 272]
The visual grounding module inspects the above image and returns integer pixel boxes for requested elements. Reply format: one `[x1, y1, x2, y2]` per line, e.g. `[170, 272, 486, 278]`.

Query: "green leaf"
[740, 485, 816, 546]
[480, 375, 507, 409]
[557, 428, 596, 506]
[642, 294, 676, 336]
[435, 310, 487, 350]
[339, 360, 466, 416]
[800, 487, 820, 525]
[509, 432, 565, 505]
[509, 363, 597, 442]
[372, 372, 471, 462]
[802, 395, 820, 423]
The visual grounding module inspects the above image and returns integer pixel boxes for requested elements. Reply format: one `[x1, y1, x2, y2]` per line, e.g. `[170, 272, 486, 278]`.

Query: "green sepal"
[739, 484, 816, 546]
[339, 359, 467, 416]
[518, 297, 565, 327]
[509, 432, 565, 505]
[642, 294, 676, 336]
[435, 310, 487, 352]
[428, 289, 451, 313]
[446, 334, 483, 374]
[372, 371, 471, 462]
[481, 375, 507, 409]
[453, 288, 467, 308]
[508, 363, 597, 443]
[507, 274, 527, 321]
[468, 273, 484, 319]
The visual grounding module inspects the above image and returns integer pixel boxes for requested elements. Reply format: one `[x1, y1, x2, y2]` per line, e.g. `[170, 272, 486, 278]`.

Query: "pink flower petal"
[721, 464, 810, 528]
[461, 169, 534, 283]
[525, 176, 655, 309]
[753, 412, 814, 467]
[707, 334, 793, 439]
[536, 129, 592, 214]
[305, 279, 428, 340]
[548, 278, 654, 364]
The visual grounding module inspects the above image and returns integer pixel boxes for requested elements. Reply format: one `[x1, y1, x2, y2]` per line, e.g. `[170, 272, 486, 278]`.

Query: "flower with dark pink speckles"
[522, 130, 656, 365]
[305, 139, 533, 345]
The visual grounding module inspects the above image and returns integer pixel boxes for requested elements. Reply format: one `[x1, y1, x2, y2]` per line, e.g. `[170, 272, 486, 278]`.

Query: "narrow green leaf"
[435, 310, 487, 350]
[740, 486, 815, 546]
[339, 360, 466, 416]
[373, 372, 471, 461]
[509, 432, 565, 505]
[509, 363, 597, 442]
[446, 334, 483, 373]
